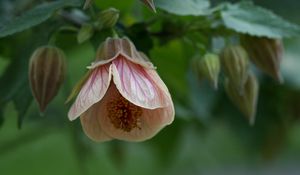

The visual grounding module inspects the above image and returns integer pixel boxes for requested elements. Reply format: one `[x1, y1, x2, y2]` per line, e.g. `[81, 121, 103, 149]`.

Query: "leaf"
[221, 2, 300, 39]
[0, 54, 33, 128]
[0, 109, 3, 127]
[0, 0, 81, 38]
[77, 24, 94, 44]
[14, 80, 33, 129]
[0, 24, 50, 128]
[155, 0, 210, 16]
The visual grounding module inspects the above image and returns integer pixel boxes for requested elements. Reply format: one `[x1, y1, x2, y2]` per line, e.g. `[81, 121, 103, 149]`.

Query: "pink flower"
[68, 37, 175, 142]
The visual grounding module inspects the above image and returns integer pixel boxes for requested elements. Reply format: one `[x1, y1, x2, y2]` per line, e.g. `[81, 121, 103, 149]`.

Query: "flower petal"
[88, 38, 154, 69]
[97, 84, 174, 142]
[68, 64, 111, 120]
[80, 103, 112, 142]
[111, 56, 171, 109]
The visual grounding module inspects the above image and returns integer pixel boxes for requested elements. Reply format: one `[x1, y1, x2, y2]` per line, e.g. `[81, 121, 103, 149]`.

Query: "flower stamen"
[107, 94, 142, 132]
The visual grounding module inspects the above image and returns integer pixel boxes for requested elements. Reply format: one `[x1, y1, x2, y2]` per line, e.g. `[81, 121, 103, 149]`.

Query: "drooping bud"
[97, 8, 120, 29]
[220, 45, 249, 91]
[29, 46, 66, 112]
[193, 53, 220, 89]
[225, 72, 259, 125]
[140, 0, 156, 12]
[241, 35, 284, 83]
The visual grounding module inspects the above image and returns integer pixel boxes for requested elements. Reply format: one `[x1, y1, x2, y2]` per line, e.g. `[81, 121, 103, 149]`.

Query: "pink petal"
[88, 38, 154, 70]
[111, 56, 171, 109]
[97, 84, 174, 141]
[68, 64, 111, 120]
[80, 103, 112, 142]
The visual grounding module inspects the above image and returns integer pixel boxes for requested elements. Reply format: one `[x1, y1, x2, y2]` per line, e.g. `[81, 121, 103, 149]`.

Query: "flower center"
[107, 95, 142, 132]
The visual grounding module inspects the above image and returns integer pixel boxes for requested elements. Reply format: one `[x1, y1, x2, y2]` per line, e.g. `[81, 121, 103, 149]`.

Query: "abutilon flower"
[68, 37, 174, 142]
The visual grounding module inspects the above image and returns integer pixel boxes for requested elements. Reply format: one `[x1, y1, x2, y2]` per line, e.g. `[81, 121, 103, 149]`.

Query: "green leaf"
[0, 55, 33, 128]
[0, 109, 3, 127]
[0, 25, 50, 128]
[77, 24, 94, 44]
[0, 0, 81, 38]
[14, 80, 33, 129]
[221, 2, 300, 39]
[155, 0, 210, 16]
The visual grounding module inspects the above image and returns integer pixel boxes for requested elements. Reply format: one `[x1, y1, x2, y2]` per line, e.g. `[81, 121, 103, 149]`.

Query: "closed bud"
[29, 46, 66, 112]
[241, 35, 284, 83]
[193, 53, 220, 89]
[140, 0, 156, 12]
[220, 45, 249, 92]
[98, 8, 119, 29]
[225, 72, 259, 125]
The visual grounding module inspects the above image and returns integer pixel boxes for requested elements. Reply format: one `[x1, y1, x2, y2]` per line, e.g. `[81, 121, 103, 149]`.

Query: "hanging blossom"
[68, 37, 175, 142]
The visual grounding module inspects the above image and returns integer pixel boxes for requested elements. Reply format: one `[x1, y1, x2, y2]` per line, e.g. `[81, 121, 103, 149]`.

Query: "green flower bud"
[97, 8, 120, 29]
[193, 53, 220, 89]
[225, 72, 259, 125]
[241, 35, 284, 83]
[220, 45, 249, 92]
[29, 46, 66, 112]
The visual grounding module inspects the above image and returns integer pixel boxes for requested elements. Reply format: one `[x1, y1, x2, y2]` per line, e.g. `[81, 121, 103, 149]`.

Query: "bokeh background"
[1, 0, 300, 175]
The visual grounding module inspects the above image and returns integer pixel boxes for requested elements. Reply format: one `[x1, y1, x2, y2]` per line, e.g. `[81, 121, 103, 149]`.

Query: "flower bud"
[225, 72, 259, 125]
[193, 53, 220, 89]
[220, 45, 249, 91]
[97, 8, 119, 29]
[29, 46, 66, 112]
[140, 0, 156, 12]
[241, 35, 284, 83]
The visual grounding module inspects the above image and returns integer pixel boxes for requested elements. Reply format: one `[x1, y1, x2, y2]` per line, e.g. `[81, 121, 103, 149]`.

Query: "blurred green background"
[1, 0, 300, 175]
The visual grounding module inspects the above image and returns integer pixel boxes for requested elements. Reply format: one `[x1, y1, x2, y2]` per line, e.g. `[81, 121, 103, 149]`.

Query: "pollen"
[107, 95, 143, 132]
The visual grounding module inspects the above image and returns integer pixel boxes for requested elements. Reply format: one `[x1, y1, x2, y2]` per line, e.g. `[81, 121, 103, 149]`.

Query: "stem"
[0, 126, 53, 156]
[89, 5, 97, 19]
[112, 29, 119, 38]
[48, 34, 57, 45]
